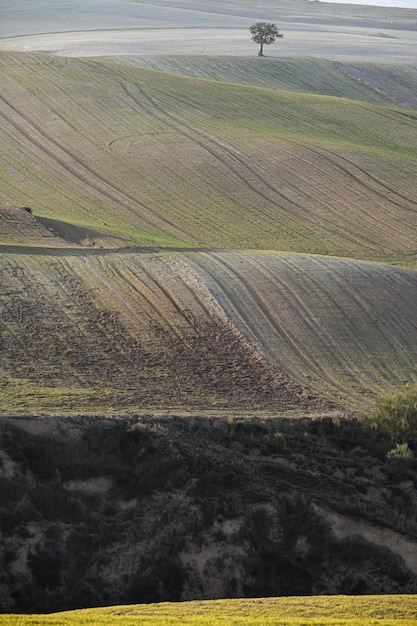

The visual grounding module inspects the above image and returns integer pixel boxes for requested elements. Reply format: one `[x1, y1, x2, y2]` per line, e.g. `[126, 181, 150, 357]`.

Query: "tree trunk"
[258, 42, 264, 56]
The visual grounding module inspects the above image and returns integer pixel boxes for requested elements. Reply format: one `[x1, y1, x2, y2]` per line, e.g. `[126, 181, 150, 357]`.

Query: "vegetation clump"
[370, 385, 417, 450]
[387, 442, 415, 468]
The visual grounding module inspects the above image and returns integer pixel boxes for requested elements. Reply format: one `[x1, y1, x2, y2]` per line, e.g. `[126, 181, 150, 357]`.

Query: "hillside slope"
[2, 231, 417, 412]
[2, 51, 417, 411]
[1, 52, 417, 264]
[0, 413, 416, 612]
[107, 56, 417, 110]
[1, 35, 417, 612]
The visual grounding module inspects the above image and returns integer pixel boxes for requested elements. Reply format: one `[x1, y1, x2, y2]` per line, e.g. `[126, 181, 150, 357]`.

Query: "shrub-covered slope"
[0, 414, 416, 613]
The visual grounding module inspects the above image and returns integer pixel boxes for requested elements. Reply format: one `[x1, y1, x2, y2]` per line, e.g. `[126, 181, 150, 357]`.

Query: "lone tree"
[249, 22, 283, 57]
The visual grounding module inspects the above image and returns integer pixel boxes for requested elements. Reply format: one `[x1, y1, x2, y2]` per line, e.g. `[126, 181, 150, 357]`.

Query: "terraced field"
[2, 49, 417, 413]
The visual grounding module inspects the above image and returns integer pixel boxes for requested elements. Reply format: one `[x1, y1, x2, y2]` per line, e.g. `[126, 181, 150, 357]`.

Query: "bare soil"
[0, 208, 331, 414]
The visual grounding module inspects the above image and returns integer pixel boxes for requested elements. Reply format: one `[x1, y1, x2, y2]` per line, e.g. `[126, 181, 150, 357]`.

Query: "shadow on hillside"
[38, 217, 104, 247]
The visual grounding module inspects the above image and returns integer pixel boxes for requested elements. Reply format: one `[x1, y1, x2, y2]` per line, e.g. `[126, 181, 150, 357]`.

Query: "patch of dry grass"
[2, 595, 417, 625]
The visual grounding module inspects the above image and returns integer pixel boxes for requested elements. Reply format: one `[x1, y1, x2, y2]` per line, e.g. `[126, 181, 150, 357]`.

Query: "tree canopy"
[249, 22, 283, 56]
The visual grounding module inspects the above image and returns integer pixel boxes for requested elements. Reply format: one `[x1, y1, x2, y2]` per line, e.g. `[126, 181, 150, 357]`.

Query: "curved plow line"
[0, 90, 136, 212]
[101, 254, 223, 347]
[93, 261, 166, 337]
[293, 255, 402, 387]
[135, 254, 219, 345]
[248, 253, 366, 377]
[31, 257, 119, 382]
[295, 142, 417, 253]
[0, 83, 189, 242]
[118, 258, 201, 343]
[21, 62, 169, 161]
[355, 100, 417, 151]
[41, 258, 124, 354]
[64, 60, 162, 141]
[320, 141, 417, 208]
[0, 257, 99, 383]
[350, 260, 417, 374]
[0, 104, 100, 212]
[187, 251, 334, 391]
[181, 250, 319, 405]
[183, 251, 254, 326]
[122, 81, 308, 239]
[185, 251, 272, 349]
[234, 140, 394, 250]
[158, 89, 326, 226]
[158, 79, 335, 139]
[308, 144, 417, 235]
[42, 257, 171, 376]
[235, 138, 387, 252]
[108, 132, 258, 242]
[62, 254, 161, 331]
[86, 257, 187, 342]
[167, 253, 229, 322]
[10, 61, 128, 152]
[122, 81, 285, 223]
[276, 253, 414, 390]
[231, 252, 368, 394]
[189, 250, 417, 406]
[246, 137, 415, 254]
[214, 252, 351, 393]
[154, 254, 216, 320]
[277, 253, 417, 394]
[109, 78, 272, 237]
[137, 135, 276, 231]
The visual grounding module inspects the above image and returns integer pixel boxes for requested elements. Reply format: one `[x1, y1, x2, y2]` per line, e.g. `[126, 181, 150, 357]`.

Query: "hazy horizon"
[319, 0, 417, 7]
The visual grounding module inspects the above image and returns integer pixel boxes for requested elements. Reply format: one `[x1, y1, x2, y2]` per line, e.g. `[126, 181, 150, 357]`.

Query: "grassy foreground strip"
[2, 596, 417, 626]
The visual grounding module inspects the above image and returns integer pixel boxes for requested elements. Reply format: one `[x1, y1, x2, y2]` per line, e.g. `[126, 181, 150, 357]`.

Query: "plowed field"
[1, 52, 417, 263]
[0, 244, 330, 413]
[1, 235, 417, 412]
[1, 49, 417, 414]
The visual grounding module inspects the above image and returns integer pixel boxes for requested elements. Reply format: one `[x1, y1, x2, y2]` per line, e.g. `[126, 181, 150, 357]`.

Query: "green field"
[2, 52, 417, 262]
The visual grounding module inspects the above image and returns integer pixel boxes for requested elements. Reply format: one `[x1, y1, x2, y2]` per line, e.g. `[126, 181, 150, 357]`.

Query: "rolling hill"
[2, 238, 417, 412]
[1, 51, 417, 263]
[1, 41, 417, 612]
[1, 50, 417, 412]
[106, 55, 417, 110]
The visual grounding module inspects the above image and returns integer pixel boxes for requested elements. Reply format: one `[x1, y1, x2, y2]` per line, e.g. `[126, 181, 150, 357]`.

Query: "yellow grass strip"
[1, 595, 416, 625]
